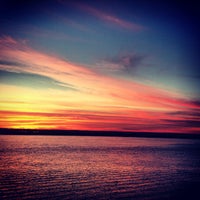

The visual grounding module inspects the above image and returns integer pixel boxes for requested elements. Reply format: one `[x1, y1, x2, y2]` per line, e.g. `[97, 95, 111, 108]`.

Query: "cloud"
[96, 53, 146, 75]
[167, 109, 200, 122]
[0, 36, 198, 109]
[0, 109, 180, 131]
[0, 35, 17, 45]
[0, 35, 198, 111]
[0, 60, 28, 68]
[61, 1, 146, 32]
[0, 70, 74, 90]
[164, 119, 200, 128]
[0, 35, 95, 91]
[1, 109, 199, 132]
[1, 35, 200, 132]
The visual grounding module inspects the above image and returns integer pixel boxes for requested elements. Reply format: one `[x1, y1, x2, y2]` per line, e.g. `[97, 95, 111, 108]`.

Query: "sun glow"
[0, 32, 199, 133]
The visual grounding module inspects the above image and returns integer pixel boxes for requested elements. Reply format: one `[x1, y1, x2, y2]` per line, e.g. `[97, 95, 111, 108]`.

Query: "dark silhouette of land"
[0, 128, 200, 139]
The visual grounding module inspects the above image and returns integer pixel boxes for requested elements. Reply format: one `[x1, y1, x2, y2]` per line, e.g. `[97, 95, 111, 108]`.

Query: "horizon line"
[0, 128, 200, 140]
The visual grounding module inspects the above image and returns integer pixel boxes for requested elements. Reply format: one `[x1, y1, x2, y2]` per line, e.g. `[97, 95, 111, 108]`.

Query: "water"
[0, 135, 200, 200]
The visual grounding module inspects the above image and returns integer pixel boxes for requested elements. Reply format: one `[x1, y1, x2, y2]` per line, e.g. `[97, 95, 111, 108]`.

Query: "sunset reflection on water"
[0, 135, 199, 200]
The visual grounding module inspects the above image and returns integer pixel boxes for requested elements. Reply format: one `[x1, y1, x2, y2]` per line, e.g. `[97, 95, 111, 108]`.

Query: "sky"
[0, 0, 200, 133]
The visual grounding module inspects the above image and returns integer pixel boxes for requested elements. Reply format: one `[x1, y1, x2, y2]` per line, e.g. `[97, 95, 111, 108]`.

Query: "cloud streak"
[0, 35, 199, 133]
[63, 1, 146, 32]
[1, 109, 199, 133]
[0, 70, 74, 90]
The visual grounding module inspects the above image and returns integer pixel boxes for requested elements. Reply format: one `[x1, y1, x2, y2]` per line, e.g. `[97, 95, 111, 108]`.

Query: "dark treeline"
[0, 128, 200, 139]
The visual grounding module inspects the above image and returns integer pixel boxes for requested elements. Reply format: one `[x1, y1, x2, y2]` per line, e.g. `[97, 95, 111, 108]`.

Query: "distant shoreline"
[0, 128, 200, 139]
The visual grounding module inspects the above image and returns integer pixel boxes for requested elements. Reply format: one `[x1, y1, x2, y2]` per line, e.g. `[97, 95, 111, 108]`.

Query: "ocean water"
[0, 135, 200, 200]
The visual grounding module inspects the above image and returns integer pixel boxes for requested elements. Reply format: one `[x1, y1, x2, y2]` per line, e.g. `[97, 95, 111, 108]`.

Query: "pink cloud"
[0, 36, 195, 109]
[60, 1, 146, 32]
[0, 35, 199, 133]
[2, 109, 199, 133]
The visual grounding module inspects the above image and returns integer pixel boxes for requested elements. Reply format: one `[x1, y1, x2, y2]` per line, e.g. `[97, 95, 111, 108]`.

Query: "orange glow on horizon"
[0, 36, 200, 134]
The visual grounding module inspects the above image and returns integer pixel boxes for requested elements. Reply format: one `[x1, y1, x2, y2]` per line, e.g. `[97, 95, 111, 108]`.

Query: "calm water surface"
[0, 135, 200, 200]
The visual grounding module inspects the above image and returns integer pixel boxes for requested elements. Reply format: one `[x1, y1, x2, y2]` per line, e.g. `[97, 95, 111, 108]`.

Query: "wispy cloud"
[0, 60, 29, 68]
[0, 35, 199, 132]
[169, 109, 200, 118]
[1, 109, 199, 133]
[0, 70, 74, 90]
[60, 1, 146, 32]
[164, 119, 200, 128]
[0, 35, 198, 108]
[96, 53, 146, 75]
[0, 35, 94, 91]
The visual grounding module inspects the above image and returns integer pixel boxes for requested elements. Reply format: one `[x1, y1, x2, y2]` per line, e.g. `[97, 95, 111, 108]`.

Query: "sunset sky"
[0, 0, 199, 133]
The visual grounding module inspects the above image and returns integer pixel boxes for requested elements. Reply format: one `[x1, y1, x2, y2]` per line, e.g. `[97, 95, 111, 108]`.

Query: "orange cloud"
[1, 109, 199, 133]
[0, 36, 199, 133]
